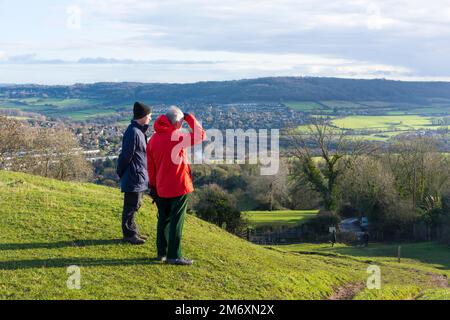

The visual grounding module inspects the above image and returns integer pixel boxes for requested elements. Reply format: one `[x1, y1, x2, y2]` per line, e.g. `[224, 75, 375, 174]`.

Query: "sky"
[1, 0, 450, 84]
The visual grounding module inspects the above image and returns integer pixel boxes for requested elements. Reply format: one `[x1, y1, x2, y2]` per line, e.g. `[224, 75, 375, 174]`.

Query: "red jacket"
[147, 114, 206, 198]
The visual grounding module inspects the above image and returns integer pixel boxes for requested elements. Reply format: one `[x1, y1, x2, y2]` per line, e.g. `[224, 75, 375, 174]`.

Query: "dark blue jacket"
[116, 121, 150, 193]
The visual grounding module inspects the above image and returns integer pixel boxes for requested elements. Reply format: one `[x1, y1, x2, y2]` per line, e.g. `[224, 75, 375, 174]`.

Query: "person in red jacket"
[147, 106, 205, 265]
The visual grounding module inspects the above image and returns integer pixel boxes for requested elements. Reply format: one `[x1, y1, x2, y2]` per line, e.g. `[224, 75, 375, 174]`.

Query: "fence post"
[397, 245, 401, 263]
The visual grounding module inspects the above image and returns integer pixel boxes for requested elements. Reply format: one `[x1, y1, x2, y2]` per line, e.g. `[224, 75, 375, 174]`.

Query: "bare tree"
[0, 116, 32, 170]
[288, 117, 375, 210]
[384, 136, 450, 208]
[30, 127, 93, 181]
[246, 159, 290, 210]
[0, 116, 92, 182]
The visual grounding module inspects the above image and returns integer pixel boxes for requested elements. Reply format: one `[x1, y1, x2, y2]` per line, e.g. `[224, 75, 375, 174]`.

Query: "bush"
[193, 184, 245, 232]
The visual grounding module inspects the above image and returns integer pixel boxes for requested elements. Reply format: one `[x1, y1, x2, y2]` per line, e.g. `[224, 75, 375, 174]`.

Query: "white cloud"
[2, 0, 450, 83]
[0, 50, 413, 84]
[365, 3, 399, 30]
[78, 0, 449, 33]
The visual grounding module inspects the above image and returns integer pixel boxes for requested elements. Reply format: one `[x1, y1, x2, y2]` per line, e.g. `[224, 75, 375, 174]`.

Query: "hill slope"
[0, 171, 448, 299]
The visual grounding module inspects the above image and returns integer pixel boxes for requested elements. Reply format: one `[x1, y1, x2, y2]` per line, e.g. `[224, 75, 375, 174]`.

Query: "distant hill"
[2, 77, 450, 104]
[0, 170, 448, 299]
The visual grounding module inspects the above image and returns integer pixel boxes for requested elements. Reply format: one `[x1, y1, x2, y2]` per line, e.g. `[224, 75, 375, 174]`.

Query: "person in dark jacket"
[117, 101, 152, 245]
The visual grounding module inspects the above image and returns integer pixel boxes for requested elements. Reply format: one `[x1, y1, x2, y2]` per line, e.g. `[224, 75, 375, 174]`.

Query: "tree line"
[4, 77, 450, 105]
[288, 118, 450, 243]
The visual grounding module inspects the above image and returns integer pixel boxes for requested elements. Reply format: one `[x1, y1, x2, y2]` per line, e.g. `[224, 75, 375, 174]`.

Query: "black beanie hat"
[133, 101, 151, 120]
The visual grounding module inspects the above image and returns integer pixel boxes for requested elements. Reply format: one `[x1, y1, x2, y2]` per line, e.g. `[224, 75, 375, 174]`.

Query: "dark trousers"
[156, 194, 189, 259]
[122, 192, 143, 238]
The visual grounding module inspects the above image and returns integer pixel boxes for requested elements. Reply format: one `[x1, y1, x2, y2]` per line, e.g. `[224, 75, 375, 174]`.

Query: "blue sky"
[1, 0, 450, 84]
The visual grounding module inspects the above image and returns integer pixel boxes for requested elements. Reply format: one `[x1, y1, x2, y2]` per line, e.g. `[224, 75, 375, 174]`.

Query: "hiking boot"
[123, 236, 145, 245]
[166, 257, 194, 266]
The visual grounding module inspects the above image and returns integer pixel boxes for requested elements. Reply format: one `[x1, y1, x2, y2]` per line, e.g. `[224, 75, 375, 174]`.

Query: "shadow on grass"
[0, 239, 125, 251]
[0, 257, 163, 270]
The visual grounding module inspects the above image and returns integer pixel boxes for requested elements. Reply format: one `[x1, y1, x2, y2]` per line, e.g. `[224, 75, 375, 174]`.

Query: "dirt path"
[329, 282, 366, 300]
[428, 273, 449, 288]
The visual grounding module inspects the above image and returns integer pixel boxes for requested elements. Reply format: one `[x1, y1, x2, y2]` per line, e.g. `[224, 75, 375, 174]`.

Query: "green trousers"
[156, 194, 189, 259]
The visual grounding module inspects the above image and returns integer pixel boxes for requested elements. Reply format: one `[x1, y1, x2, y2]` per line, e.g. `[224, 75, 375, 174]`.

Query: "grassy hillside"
[0, 170, 448, 300]
[271, 243, 450, 300]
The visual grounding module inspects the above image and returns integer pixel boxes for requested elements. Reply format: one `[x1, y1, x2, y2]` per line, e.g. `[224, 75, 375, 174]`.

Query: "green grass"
[331, 115, 434, 130]
[285, 101, 323, 112]
[305, 115, 450, 142]
[320, 101, 365, 110]
[0, 171, 449, 300]
[15, 98, 95, 108]
[273, 242, 450, 272]
[357, 101, 393, 108]
[292, 102, 450, 142]
[244, 210, 318, 227]
[0, 98, 124, 121]
[271, 242, 450, 300]
[64, 110, 119, 120]
[386, 108, 450, 115]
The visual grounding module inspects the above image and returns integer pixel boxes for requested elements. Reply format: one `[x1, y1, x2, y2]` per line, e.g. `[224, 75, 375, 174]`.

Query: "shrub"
[193, 183, 245, 232]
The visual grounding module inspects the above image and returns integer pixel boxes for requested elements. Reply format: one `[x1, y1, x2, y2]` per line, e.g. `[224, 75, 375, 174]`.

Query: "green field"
[321, 101, 366, 110]
[331, 115, 434, 130]
[0, 170, 449, 299]
[330, 115, 449, 141]
[244, 210, 318, 227]
[287, 100, 450, 115]
[0, 97, 123, 121]
[287, 99, 450, 142]
[386, 107, 450, 115]
[67, 110, 119, 121]
[296, 114, 449, 142]
[15, 98, 95, 107]
[285, 101, 323, 112]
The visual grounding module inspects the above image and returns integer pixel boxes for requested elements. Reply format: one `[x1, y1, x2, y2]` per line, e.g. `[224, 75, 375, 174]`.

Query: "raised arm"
[182, 113, 206, 146]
